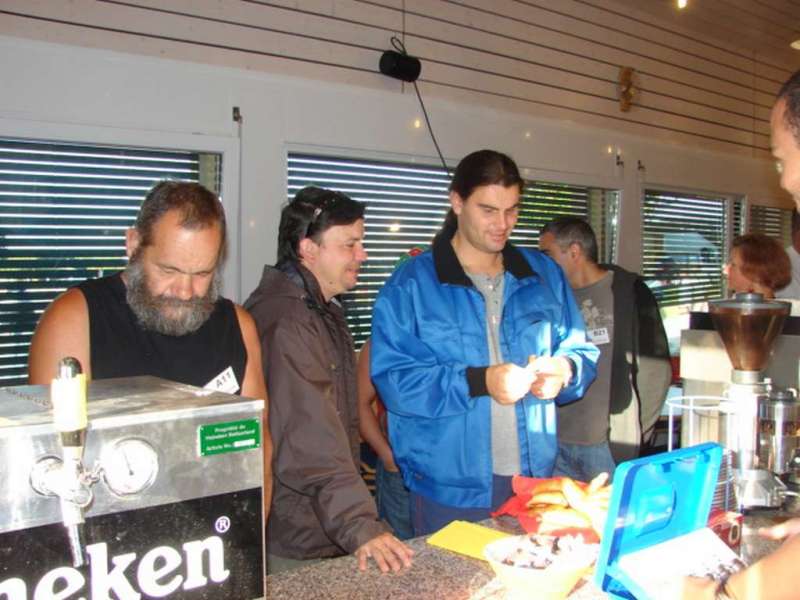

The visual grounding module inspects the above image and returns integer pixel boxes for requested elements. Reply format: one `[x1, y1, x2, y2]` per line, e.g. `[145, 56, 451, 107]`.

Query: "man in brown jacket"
[245, 186, 413, 574]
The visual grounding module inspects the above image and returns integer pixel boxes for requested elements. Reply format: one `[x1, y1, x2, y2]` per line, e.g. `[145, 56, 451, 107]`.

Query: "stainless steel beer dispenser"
[0, 375, 265, 599]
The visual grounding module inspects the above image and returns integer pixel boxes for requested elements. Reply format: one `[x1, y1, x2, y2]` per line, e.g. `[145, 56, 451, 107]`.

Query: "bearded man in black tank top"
[27, 181, 272, 513]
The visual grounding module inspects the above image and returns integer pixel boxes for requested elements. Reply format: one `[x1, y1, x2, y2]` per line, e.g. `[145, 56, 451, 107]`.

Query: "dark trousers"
[409, 474, 514, 537]
[375, 459, 414, 540]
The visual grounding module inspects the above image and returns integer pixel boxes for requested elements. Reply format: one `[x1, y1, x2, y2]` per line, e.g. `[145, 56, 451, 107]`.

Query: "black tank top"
[78, 273, 247, 391]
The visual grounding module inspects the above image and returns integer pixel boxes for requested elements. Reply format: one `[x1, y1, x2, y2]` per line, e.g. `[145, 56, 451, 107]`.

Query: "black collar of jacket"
[600, 263, 638, 293]
[432, 227, 537, 286]
[277, 260, 341, 314]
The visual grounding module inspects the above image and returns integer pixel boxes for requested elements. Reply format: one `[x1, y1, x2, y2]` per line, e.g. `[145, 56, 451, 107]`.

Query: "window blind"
[642, 189, 727, 308]
[748, 205, 792, 247]
[287, 153, 613, 347]
[0, 137, 213, 386]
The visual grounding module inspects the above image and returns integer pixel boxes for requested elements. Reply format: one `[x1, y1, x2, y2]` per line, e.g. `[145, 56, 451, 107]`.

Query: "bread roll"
[538, 507, 592, 531]
[587, 472, 609, 493]
[526, 491, 569, 507]
[528, 477, 568, 497]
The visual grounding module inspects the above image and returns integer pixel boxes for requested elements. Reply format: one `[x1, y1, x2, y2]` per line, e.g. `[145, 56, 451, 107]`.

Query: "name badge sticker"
[204, 366, 240, 394]
[588, 327, 610, 345]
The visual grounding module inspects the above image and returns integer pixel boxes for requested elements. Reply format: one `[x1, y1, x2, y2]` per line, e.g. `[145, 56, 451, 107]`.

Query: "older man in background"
[539, 217, 671, 478]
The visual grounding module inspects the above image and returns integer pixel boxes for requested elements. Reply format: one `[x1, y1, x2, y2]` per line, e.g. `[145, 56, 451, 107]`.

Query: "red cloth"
[491, 475, 600, 543]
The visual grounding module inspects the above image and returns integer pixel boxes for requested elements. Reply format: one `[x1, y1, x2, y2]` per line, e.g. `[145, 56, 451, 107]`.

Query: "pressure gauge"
[102, 438, 159, 496]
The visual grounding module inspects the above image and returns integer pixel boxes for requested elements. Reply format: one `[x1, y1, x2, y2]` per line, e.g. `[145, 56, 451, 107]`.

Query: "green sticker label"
[198, 419, 261, 456]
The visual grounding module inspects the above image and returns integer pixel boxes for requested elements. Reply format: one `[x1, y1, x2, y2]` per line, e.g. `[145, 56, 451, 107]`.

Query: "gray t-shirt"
[467, 271, 521, 476]
[558, 271, 614, 445]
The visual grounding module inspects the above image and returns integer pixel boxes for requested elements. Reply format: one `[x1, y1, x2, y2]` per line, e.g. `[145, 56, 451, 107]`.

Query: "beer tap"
[52, 357, 90, 567]
[29, 357, 94, 567]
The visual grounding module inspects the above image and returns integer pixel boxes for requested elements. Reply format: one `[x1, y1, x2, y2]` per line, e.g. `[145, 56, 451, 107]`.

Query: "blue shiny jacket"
[370, 233, 599, 509]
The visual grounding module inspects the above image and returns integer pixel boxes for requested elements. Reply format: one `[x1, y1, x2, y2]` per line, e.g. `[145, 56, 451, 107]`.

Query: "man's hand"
[382, 456, 401, 472]
[486, 359, 537, 405]
[759, 517, 800, 540]
[354, 532, 414, 572]
[529, 356, 572, 400]
[355, 533, 414, 573]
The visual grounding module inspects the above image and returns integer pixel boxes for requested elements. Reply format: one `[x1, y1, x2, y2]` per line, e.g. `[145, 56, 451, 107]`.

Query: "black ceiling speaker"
[379, 50, 421, 83]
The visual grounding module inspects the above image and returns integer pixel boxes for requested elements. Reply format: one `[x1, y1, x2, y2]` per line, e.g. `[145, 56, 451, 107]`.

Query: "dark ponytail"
[435, 149, 523, 240]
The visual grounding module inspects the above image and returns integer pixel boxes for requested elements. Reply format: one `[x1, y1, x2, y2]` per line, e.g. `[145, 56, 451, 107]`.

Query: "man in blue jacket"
[370, 150, 599, 536]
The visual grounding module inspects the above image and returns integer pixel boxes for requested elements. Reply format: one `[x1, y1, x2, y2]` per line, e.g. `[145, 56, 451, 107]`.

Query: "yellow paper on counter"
[427, 520, 512, 561]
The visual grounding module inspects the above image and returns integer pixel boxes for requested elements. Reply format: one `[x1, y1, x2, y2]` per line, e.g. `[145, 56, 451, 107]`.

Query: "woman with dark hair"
[724, 233, 791, 298]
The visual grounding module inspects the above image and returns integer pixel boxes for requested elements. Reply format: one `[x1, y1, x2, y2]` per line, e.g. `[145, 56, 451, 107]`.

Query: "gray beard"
[125, 259, 220, 336]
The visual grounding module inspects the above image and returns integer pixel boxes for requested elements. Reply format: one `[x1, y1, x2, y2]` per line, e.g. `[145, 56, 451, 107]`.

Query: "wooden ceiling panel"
[609, 0, 800, 68]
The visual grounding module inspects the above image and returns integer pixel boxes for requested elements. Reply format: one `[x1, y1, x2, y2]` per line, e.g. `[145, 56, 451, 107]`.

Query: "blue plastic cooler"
[594, 443, 724, 599]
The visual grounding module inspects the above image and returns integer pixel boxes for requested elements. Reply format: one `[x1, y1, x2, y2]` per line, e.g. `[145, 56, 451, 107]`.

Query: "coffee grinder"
[709, 292, 790, 508]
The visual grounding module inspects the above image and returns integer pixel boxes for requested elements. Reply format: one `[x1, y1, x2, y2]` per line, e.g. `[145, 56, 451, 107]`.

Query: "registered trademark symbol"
[215, 516, 231, 534]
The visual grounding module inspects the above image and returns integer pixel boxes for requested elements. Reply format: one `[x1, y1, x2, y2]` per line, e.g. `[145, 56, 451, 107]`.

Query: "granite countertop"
[266, 506, 799, 600]
[738, 501, 799, 565]
[266, 516, 602, 600]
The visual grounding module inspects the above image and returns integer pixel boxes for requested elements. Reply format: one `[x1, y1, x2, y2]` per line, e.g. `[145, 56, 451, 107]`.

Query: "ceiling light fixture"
[677, 0, 687, 8]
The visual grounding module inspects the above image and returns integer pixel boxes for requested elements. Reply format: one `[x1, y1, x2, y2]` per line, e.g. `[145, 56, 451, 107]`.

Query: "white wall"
[0, 35, 788, 301]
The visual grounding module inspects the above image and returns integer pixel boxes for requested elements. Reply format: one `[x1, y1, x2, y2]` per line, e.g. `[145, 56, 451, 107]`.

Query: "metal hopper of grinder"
[710, 293, 789, 376]
[709, 292, 791, 508]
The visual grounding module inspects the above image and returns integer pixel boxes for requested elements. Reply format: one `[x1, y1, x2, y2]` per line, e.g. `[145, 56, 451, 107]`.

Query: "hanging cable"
[389, 36, 450, 177]
[233, 106, 244, 301]
[412, 81, 449, 178]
